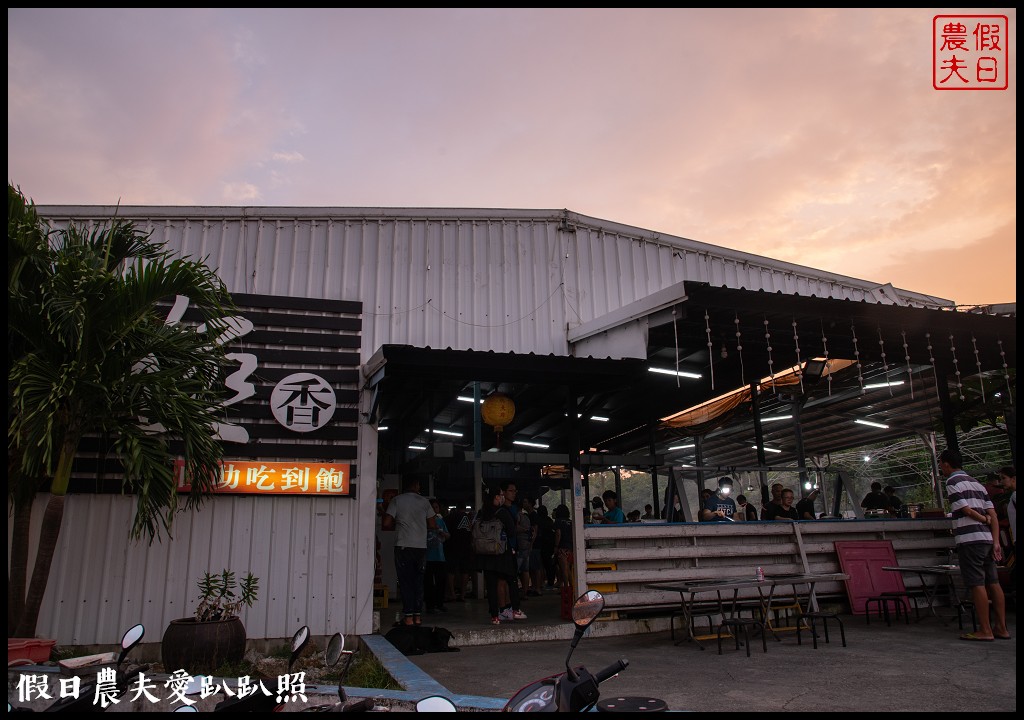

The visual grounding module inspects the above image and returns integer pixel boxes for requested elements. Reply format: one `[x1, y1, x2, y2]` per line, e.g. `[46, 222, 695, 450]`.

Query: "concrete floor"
[9, 589, 1015, 711]
[402, 589, 1017, 712]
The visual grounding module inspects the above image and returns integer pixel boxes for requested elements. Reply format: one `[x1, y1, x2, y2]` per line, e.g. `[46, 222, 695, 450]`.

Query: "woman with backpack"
[475, 487, 526, 625]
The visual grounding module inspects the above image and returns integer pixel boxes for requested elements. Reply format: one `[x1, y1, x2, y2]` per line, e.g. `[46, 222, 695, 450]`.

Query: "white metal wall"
[20, 492, 372, 646]
[23, 205, 952, 645]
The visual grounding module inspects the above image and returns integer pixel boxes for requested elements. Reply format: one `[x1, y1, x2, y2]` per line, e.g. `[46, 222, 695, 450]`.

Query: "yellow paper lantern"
[481, 392, 516, 433]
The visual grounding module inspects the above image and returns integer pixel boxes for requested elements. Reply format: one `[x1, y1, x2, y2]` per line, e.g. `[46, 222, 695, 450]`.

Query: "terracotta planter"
[161, 617, 246, 674]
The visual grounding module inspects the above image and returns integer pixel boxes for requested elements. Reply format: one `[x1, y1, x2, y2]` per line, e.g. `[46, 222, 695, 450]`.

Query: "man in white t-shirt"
[382, 473, 437, 626]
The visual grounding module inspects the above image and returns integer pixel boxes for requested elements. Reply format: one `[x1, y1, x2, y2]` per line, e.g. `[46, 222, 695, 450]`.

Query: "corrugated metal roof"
[38, 206, 955, 364]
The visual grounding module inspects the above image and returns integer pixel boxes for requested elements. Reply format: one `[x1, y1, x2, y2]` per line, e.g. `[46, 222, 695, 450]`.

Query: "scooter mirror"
[571, 590, 604, 628]
[292, 625, 311, 653]
[289, 626, 311, 671]
[416, 695, 457, 712]
[565, 590, 605, 678]
[122, 624, 145, 650]
[325, 633, 345, 667]
[116, 623, 145, 668]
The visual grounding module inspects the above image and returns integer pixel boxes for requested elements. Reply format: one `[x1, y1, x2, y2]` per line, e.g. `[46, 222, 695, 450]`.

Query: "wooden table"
[645, 572, 849, 650]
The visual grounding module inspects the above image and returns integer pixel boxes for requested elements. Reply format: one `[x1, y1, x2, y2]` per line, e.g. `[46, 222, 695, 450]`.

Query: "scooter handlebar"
[116, 663, 152, 692]
[594, 659, 629, 684]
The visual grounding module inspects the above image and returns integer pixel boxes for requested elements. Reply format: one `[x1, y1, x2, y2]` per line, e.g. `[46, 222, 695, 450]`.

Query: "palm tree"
[8, 184, 236, 638]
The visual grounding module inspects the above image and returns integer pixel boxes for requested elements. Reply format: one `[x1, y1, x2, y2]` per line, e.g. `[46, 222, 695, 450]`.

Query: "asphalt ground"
[407, 607, 1017, 712]
[8, 596, 1015, 711]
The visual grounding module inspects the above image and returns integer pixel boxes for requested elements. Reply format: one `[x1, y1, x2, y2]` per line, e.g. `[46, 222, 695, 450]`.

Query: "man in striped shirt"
[939, 448, 1010, 642]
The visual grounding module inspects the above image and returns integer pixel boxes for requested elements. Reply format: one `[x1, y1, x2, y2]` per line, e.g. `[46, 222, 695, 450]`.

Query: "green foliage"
[8, 182, 239, 636]
[268, 643, 293, 660]
[50, 645, 78, 661]
[195, 570, 260, 622]
[8, 183, 237, 535]
[344, 653, 400, 691]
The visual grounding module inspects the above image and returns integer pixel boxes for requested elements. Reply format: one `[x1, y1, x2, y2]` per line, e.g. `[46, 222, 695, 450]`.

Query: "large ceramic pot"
[161, 616, 246, 674]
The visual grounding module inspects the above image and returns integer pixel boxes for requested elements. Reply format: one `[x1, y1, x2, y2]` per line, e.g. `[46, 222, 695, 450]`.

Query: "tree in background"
[8, 184, 235, 637]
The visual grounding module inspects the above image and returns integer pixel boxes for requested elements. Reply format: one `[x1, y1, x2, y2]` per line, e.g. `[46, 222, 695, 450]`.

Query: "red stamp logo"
[933, 15, 1009, 90]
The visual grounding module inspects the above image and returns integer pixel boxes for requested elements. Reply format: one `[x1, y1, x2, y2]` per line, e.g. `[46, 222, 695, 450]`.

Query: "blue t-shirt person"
[603, 506, 626, 523]
[426, 514, 448, 562]
[600, 491, 625, 523]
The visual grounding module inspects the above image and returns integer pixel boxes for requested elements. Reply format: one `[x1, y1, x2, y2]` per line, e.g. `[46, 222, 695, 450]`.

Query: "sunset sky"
[8, 8, 1016, 306]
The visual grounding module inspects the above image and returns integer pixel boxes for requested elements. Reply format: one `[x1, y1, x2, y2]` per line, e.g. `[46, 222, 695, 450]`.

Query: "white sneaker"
[512, 609, 528, 620]
[499, 608, 514, 621]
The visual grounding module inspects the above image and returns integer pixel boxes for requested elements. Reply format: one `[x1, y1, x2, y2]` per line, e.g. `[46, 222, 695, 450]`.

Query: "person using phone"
[701, 477, 737, 522]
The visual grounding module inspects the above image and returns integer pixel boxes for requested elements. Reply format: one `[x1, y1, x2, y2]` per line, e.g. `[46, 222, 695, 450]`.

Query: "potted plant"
[161, 570, 259, 674]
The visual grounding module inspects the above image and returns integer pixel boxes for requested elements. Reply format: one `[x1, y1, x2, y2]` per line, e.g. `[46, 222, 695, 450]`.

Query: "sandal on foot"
[994, 633, 1011, 640]
[959, 632, 994, 642]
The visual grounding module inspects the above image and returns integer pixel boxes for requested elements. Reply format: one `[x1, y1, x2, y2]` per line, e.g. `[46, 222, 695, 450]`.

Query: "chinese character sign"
[176, 460, 351, 496]
[933, 15, 1008, 90]
[270, 372, 338, 432]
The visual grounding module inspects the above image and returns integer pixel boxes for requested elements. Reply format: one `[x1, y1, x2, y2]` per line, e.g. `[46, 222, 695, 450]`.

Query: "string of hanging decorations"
[792, 319, 803, 394]
[820, 320, 832, 396]
[926, 332, 940, 396]
[971, 335, 985, 403]
[949, 333, 965, 401]
[901, 330, 915, 400]
[877, 327, 891, 396]
[998, 339, 1013, 403]
[851, 323, 864, 392]
[699, 308, 1008, 413]
[705, 311, 715, 391]
[735, 314, 745, 388]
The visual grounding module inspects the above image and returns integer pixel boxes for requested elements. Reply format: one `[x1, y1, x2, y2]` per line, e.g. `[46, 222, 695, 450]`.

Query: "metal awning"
[363, 284, 1014, 499]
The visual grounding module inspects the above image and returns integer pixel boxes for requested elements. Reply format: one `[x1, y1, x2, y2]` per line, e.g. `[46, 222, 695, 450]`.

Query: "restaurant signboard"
[175, 459, 352, 496]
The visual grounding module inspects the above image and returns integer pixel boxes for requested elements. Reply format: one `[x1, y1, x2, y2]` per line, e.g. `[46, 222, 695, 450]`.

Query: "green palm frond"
[8, 183, 237, 540]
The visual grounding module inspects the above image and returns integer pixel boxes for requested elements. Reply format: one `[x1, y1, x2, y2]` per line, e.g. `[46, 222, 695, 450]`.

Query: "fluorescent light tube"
[648, 367, 702, 379]
[513, 440, 550, 449]
[854, 419, 890, 429]
[863, 381, 905, 390]
[430, 429, 463, 437]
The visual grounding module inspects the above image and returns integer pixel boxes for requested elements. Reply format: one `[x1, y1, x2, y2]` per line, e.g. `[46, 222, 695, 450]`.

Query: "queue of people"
[382, 474, 572, 627]
[385, 454, 1014, 631]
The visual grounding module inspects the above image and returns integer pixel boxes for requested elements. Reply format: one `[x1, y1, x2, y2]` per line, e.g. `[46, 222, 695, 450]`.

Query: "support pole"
[473, 382, 484, 595]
